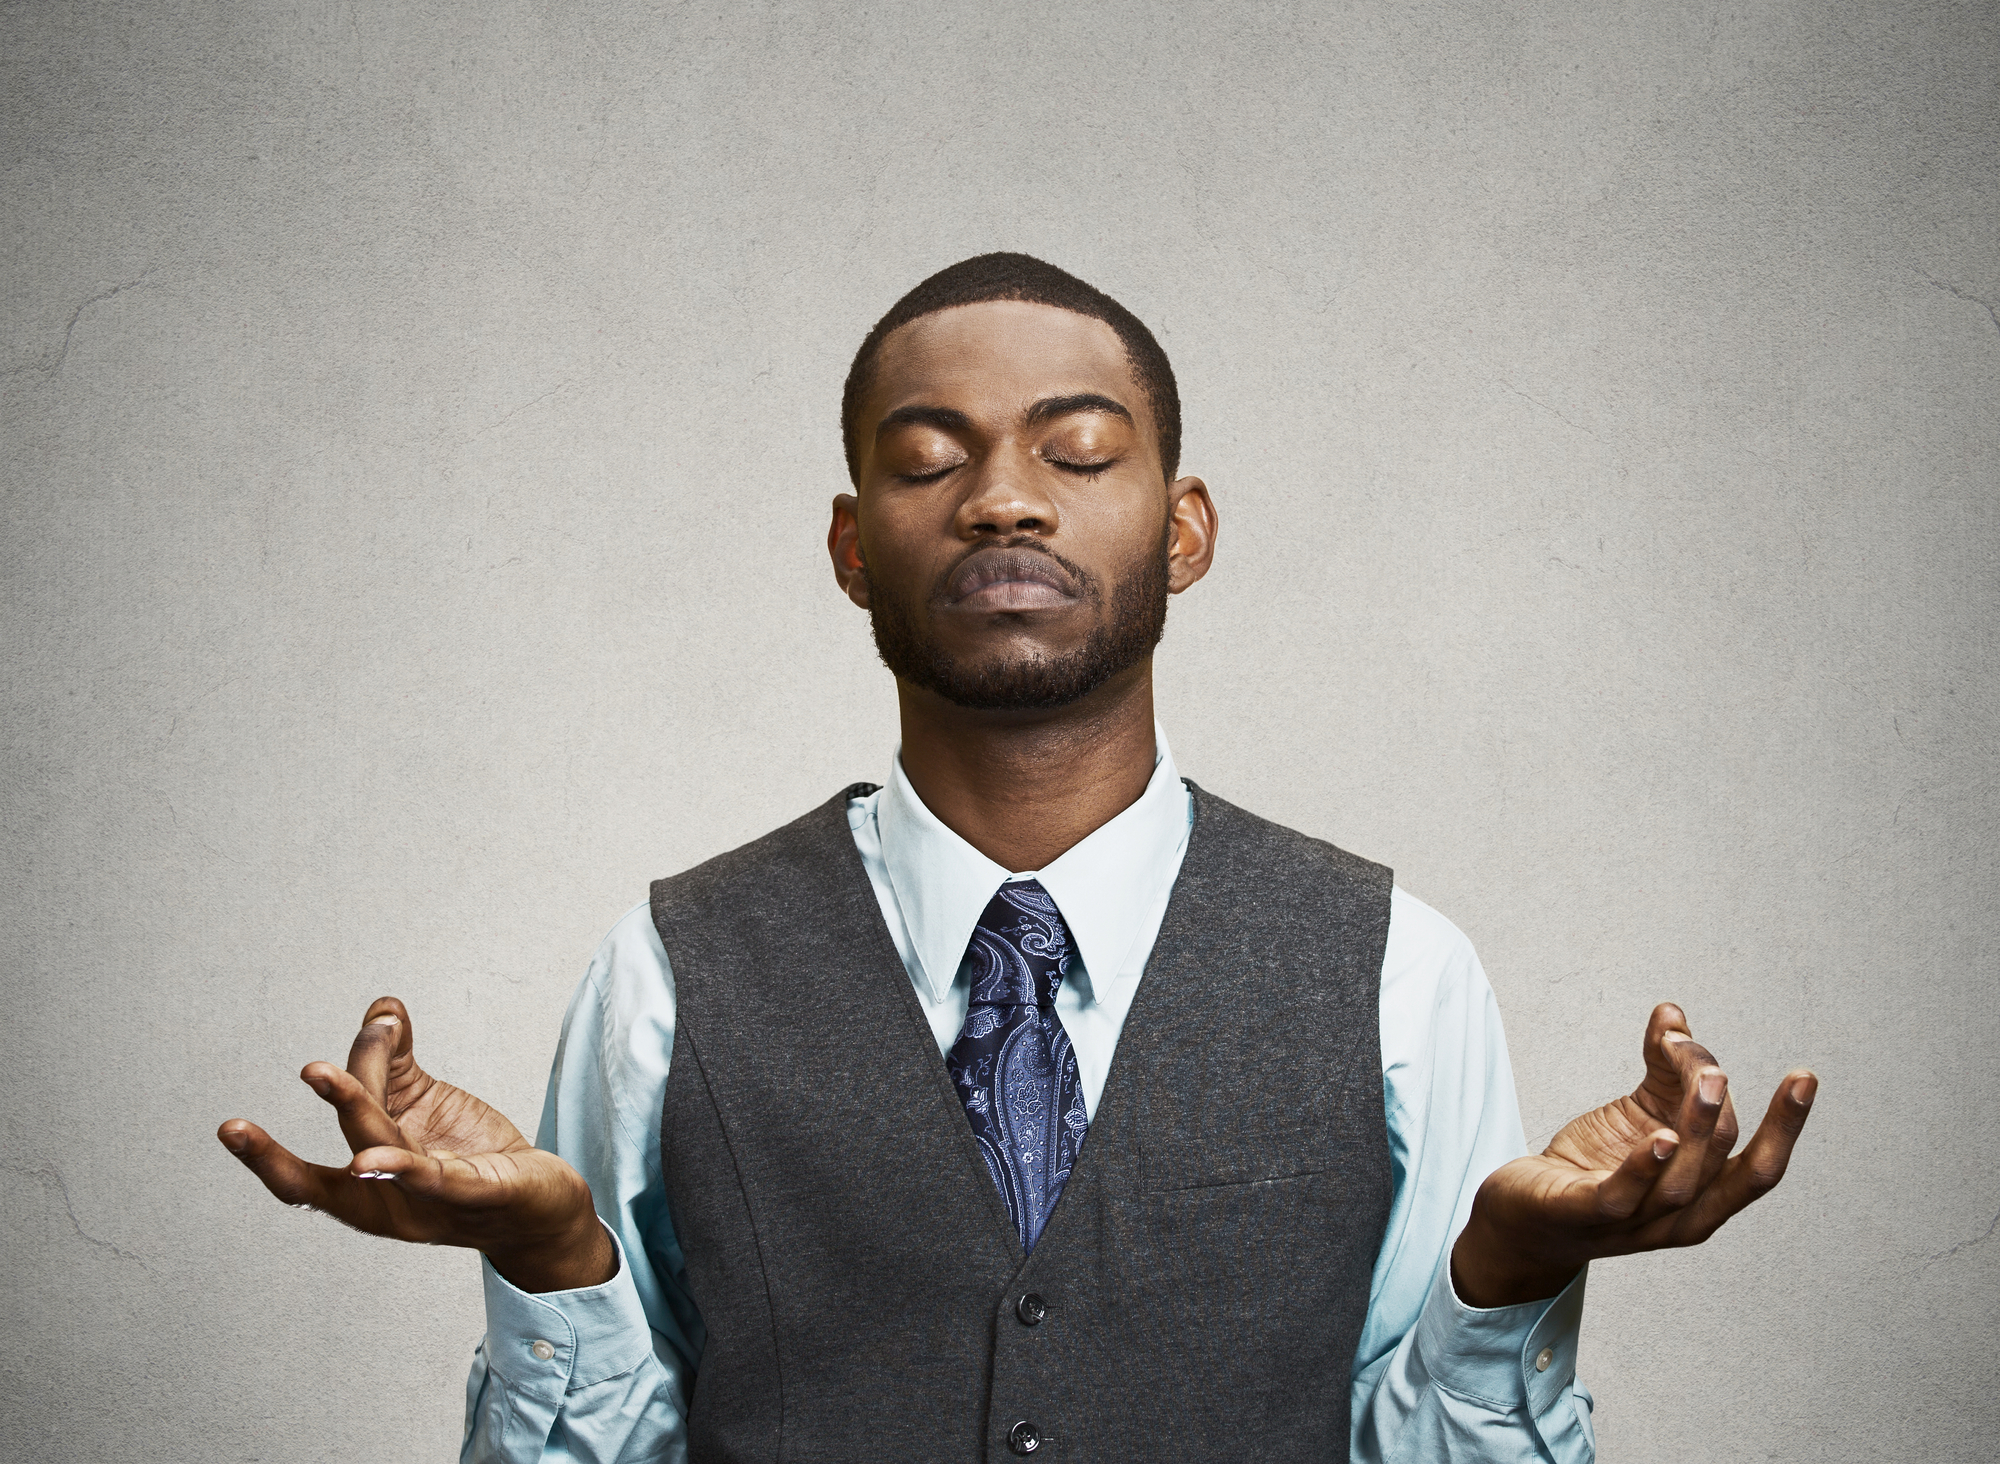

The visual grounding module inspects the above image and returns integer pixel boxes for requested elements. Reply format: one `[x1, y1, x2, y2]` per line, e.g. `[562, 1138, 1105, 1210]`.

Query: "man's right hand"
[217, 997, 616, 1294]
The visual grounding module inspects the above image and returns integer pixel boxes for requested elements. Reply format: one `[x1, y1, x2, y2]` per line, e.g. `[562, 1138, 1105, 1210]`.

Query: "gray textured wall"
[3, 2, 1994, 1459]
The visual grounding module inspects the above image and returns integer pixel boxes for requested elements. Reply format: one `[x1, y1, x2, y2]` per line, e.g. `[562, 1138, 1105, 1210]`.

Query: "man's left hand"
[1451, 1002, 1818, 1308]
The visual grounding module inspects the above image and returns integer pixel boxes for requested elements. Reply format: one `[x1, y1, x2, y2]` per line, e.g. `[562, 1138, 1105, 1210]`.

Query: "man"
[219, 253, 1817, 1463]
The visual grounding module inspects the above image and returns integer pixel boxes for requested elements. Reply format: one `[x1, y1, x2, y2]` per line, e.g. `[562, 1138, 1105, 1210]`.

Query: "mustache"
[933, 538, 1097, 606]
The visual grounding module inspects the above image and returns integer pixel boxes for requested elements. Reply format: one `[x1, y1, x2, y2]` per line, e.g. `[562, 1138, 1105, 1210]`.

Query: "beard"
[866, 534, 1170, 711]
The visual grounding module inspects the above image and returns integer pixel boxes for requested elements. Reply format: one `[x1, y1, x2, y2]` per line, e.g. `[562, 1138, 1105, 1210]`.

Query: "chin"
[871, 562, 1166, 715]
[913, 647, 1136, 713]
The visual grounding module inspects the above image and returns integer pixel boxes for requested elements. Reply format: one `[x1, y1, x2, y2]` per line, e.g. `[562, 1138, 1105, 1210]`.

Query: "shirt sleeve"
[462, 902, 696, 1464]
[1350, 888, 1595, 1463]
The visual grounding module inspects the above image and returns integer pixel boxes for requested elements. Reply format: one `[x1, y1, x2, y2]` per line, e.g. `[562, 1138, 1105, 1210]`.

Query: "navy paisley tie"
[947, 879, 1089, 1254]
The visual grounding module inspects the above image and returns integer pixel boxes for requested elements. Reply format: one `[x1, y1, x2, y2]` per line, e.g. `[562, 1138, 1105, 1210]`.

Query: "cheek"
[859, 502, 952, 594]
[1060, 486, 1171, 562]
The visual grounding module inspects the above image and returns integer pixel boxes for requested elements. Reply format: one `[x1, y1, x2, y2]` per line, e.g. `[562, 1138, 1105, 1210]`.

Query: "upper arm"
[1356, 887, 1530, 1376]
[538, 901, 700, 1376]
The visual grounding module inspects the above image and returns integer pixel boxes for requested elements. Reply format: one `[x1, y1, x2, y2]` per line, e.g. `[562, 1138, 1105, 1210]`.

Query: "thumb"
[352, 997, 430, 1112]
[360, 996, 415, 1063]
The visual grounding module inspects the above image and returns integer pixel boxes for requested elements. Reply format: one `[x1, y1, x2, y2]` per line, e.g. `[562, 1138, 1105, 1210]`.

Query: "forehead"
[867, 300, 1143, 422]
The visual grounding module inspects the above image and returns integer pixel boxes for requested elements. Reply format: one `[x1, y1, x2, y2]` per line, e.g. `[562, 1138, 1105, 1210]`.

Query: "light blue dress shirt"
[464, 730, 1595, 1462]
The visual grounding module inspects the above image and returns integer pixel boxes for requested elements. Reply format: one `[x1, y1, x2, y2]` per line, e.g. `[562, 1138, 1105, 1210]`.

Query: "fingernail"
[368, 1015, 399, 1028]
[354, 1170, 395, 1180]
[220, 1130, 248, 1154]
[1653, 1136, 1678, 1161]
[1791, 1076, 1816, 1108]
[1698, 1070, 1726, 1105]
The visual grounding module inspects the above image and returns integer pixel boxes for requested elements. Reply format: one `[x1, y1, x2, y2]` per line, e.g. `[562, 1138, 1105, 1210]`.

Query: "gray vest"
[653, 782, 1393, 1464]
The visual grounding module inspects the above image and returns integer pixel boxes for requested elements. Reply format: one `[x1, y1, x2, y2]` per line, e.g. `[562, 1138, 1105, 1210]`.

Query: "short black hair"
[841, 252, 1181, 485]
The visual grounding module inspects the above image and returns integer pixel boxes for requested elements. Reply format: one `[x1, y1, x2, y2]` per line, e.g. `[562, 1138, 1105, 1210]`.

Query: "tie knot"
[965, 879, 1071, 1009]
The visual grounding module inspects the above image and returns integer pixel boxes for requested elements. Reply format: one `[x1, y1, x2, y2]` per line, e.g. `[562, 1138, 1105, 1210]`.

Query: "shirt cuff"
[480, 1224, 655, 1396]
[1413, 1260, 1588, 1420]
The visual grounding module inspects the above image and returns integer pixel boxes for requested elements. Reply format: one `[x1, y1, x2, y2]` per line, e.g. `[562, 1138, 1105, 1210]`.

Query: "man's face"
[830, 300, 1215, 712]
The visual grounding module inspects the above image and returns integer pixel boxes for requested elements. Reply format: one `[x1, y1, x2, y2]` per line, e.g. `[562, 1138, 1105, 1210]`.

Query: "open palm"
[218, 997, 613, 1292]
[1452, 1003, 1817, 1306]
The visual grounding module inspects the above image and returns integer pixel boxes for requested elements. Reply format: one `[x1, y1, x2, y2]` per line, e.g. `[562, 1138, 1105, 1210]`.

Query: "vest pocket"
[1137, 1122, 1329, 1192]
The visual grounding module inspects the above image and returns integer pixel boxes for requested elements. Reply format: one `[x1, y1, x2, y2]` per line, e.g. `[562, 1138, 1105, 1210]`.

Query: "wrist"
[1450, 1220, 1580, 1310]
[485, 1210, 618, 1294]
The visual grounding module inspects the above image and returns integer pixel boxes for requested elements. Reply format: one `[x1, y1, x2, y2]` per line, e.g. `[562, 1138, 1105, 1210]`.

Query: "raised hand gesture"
[217, 997, 614, 1293]
[1452, 1002, 1818, 1307]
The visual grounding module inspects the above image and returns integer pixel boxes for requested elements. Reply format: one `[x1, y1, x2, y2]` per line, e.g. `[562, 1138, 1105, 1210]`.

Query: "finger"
[1646, 1060, 1729, 1213]
[1590, 1129, 1681, 1223]
[1702, 1084, 1741, 1189]
[220, 1119, 444, 1240]
[300, 1061, 406, 1156]
[217, 1119, 349, 1212]
[348, 1144, 514, 1213]
[1657, 1027, 1717, 1092]
[1674, 1071, 1818, 1240]
[346, 1004, 407, 1110]
[1654, 1017, 1739, 1187]
[1636, 1004, 1715, 1120]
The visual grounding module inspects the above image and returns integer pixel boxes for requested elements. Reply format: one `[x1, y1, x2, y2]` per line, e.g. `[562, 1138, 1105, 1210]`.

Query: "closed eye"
[1045, 455, 1118, 477]
[897, 463, 962, 484]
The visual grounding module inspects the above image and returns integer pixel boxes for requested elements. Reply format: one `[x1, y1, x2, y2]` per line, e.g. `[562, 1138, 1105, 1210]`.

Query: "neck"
[896, 661, 1158, 872]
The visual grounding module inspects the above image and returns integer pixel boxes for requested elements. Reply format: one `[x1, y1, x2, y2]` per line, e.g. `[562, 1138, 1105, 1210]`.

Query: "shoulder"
[1185, 783, 1391, 894]
[1384, 887, 1482, 992]
[650, 788, 866, 921]
[578, 899, 676, 1053]
[596, 898, 670, 971]
[1381, 886, 1498, 1065]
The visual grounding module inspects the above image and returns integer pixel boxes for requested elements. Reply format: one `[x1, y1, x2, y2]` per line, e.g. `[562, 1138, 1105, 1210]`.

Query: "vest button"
[1015, 1292, 1046, 1326]
[1007, 1420, 1042, 1455]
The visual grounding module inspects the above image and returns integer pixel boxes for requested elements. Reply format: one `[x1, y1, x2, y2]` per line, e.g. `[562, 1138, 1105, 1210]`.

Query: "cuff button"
[531, 1338, 557, 1362]
[1534, 1346, 1554, 1373]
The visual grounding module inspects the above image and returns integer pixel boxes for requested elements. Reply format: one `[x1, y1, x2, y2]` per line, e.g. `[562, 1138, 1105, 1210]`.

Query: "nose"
[954, 447, 1061, 540]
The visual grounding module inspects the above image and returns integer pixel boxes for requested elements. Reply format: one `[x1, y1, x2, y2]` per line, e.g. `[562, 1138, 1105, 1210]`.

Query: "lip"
[943, 547, 1084, 612]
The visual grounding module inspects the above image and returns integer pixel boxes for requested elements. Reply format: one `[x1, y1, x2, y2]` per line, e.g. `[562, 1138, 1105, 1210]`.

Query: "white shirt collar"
[877, 724, 1192, 1005]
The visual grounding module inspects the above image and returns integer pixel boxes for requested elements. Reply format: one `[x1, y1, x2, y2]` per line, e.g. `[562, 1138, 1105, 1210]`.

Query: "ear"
[1166, 477, 1217, 593]
[828, 493, 871, 609]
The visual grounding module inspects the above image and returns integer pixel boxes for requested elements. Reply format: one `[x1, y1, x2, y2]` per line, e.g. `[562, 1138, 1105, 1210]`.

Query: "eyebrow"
[874, 404, 972, 441]
[873, 393, 1135, 443]
[1024, 393, 1134, 428]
